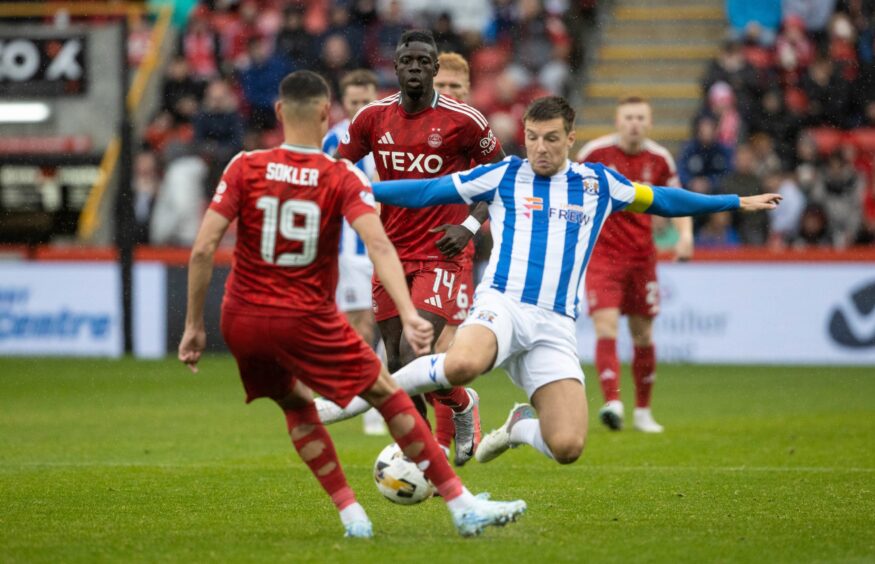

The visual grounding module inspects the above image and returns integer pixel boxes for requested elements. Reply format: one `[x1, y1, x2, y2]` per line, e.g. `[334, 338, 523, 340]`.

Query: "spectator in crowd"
[127, 14, 152, 68]
[775, 15, 815, 86]
[433, 12, 467, 57]
[793, 131, 824, 196]
[505, 0, 571, 94]
[829, 11, 859, 80]
[149, 151, 208, 247]
[161, 56, 204, 123]
[144, 110, 194, 156]
[217, 0, 262, 69]
[238, 36, 294, 130]
[749, 89, 799, 164]
[749, 132, 783, 178]
[703, 81, 744, 149]
[321, 5, 366, 67]
[727, 0, 782, 45]
[852, 62, 875, 126]
[767, 170, 807, 245]
[178, 5, 220, 80]
[194, 79, 244, 190]
[811, 151, 865, 247]
[702, 40, 760, 116]
[791, 204, 832, 247]
[317, 34, 355, 98]
[133, 151, 161, 245]
[696, 212, 741, 248]
[678, 116, 733, 193]
[721, 144, 770, 244]
[275, 6, 317, 67]
[801, 57, 852, 127]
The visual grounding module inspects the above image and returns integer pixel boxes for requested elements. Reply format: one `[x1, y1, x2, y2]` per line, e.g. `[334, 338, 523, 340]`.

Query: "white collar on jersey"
[397, 90, 440, 109]
[281, 143, 323, 154]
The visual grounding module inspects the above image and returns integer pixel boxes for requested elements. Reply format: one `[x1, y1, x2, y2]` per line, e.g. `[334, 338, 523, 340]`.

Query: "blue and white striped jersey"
[451, 156, 639, 319]
[323, 119, 376, 260]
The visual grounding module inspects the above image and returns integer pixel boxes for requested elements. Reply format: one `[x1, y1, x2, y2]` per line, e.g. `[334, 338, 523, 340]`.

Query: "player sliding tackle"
[178, 71, 525, 539]
[316, 96, 781, 466]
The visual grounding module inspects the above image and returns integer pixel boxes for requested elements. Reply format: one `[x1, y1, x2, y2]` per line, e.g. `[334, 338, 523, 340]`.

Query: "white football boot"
[598, 400, 624, 431]
[475, 403, 536, 463]
[452, 496, 527, 537]
[343, 519, 373, 539]
[633, 407, 664, 433]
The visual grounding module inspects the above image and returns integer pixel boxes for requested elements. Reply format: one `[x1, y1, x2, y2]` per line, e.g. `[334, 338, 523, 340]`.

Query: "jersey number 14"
[256, 196, 321, 266]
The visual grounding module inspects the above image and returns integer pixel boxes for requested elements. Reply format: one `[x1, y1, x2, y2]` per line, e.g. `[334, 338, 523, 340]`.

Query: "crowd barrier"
[0, 247, 873, 365]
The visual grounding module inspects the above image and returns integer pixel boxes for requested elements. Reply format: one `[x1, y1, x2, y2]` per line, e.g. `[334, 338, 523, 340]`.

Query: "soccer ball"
[373, 443, 434, 505]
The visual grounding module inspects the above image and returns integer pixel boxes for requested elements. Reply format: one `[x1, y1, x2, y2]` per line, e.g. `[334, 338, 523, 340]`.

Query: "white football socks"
[393, 354, 451, 394]
[316, 354, 451, 424]
[339, 502, 369, 526]
[509, 418, 555, 460]
[445, 487, 477, 513]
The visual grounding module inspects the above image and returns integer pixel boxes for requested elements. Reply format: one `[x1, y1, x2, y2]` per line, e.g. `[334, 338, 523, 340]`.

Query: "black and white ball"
[373, 443, 434, 505]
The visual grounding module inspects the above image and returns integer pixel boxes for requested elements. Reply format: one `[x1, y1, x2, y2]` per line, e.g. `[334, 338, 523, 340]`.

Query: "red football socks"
[633, 345, 656, 408]
[285, 403, 355, 511]
[595, 338, 621, 402]
[429, 394, 455, 450]
[431, 386, 471, 413]
[378, 390, 463, 501]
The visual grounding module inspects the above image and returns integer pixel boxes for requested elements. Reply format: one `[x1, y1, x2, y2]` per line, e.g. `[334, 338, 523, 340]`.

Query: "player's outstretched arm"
[352, 213, 433, 354]
[179, 209, 230, 373]
[628, 184, 782, 217]
[372, 176, 465, 208]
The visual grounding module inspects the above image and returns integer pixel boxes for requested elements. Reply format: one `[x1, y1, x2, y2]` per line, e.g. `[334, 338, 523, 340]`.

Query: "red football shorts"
[372, 260, 461, 322]
[446, 258, 474, 326]
[220, 308, 381, 407]
[585, 258, 660, 317]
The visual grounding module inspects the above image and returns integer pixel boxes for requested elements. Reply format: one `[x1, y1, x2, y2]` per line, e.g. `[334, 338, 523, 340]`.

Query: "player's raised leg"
[476, 379, 588, 464]
[359, 362, 525, 536]
[591, 307, 624, 431]
[628, 314, 663, 433]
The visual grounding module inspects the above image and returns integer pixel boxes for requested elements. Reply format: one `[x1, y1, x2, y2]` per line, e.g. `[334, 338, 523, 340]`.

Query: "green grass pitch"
[1, 357, 873, 563]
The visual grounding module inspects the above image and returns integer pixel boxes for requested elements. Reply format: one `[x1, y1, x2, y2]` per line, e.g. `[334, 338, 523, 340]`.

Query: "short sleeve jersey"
[209, 144, 377, 315]
[337, 91, 501, 262]
[576, 135, 679, 263]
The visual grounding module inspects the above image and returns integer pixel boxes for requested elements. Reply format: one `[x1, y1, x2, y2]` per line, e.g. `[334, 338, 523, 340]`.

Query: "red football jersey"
[577, 135, 679, 263]
[337, 91, 501, 262]
[209, 144, 377, 315]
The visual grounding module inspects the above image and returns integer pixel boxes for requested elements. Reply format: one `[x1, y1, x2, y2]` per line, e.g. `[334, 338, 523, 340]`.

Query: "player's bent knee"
[548, 434, 585, 465]
[444, 355, 487, 385]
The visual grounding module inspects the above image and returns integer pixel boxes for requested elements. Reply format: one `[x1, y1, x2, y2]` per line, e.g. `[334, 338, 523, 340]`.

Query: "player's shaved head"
[278, 70, 331, 119]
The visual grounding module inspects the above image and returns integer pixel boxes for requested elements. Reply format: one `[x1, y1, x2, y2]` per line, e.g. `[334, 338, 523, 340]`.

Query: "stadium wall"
[0, 251, 873, 365]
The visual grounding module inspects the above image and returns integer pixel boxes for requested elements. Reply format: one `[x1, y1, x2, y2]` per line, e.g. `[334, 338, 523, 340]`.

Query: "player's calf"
[283, 403, 372, 537]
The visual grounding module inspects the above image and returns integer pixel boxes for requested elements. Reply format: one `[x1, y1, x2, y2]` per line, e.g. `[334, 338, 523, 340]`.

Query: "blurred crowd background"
[123, 0, 875, 251]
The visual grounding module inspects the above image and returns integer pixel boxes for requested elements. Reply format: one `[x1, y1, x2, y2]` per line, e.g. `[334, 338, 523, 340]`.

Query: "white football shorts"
[336, 255, 373, 313]
[460, 287, 585, 399]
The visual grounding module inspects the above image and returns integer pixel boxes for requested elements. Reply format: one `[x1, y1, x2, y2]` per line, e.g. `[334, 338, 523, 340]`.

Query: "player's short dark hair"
[278, 70, 331, 103]
[397, 29, 437, 52]
[339, 69, 378, 98]
[523, 96, 576, 133]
